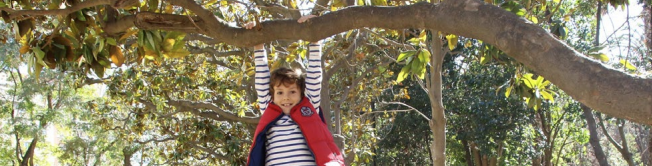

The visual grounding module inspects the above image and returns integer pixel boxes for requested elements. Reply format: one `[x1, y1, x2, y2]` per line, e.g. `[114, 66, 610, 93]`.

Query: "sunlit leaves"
[110, 46, 125, 67]
[586, 45, 610, 63]
[500, 1, 526, 16]
[395, 48, 430, 82]
[137, 30, 191, 61]
[446, 34, 458, 50]
[619, 59, 637, 71]
[504, 73, 556, 110]
[397, 50, 416, 62]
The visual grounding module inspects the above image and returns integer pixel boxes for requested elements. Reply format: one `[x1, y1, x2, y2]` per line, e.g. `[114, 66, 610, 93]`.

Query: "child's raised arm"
[246, 22, 271, 112]
[299, 15, 323, 111]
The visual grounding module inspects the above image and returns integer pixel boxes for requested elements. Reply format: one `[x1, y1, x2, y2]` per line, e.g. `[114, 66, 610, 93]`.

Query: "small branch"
[185, 141, 229, 160]
[167, 100, 260, 124]
[377, 101, 430, 121]
[185, 34, 221, 45]
[598, 114, 624, 150]
[134, 137, 175, 144]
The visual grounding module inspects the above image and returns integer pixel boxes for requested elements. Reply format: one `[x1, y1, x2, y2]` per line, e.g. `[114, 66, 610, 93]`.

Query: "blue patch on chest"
[300, 106, 313, 117]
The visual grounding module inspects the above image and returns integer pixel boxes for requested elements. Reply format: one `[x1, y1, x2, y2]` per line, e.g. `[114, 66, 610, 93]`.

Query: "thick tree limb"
[164, 0, 652, 125]
[2, 0, 650, 124]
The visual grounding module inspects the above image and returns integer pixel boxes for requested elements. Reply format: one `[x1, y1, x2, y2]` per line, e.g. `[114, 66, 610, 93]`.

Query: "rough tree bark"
[426, 32, 446, 166]
[157, 0, 652, 125]
[583, 2, 610, 164]
[1, 0, 650, 125]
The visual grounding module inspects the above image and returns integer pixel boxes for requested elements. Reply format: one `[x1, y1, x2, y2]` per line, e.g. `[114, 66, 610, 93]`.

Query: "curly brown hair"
[270, 67, 306, 96]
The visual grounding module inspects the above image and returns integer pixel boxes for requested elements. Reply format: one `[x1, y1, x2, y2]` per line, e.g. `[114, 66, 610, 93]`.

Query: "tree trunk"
[462, 140, 474, 166]
[471, 142, 482, 166]
[634, 125, 649, 166]
[488, 140, 504, 166]
[123, 147, 136, 166]
[19, 137, 38, 166]
[616, 120, 635, 166]
[537, 110, 553, 166]
[427, 32, 446, 166]
[644, 0, 652, 67]
[648, 129, 652, 165]
[582, 104, 610, 166]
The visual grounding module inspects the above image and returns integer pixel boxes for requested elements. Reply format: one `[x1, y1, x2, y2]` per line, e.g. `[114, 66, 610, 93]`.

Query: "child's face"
[272, 83, 302, 114]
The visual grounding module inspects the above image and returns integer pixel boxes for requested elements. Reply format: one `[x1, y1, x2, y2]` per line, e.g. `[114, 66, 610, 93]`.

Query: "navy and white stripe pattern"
[254, 42, 322, 165]
[265, 115, 316, 165]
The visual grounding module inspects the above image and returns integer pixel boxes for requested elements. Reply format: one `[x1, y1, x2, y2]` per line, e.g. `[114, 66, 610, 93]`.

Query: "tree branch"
[164, 0, 652, 124]
[185, 141, 229, 160]
[598, 114, 624, 150]
[166, 99, 260, 124]
[378, 101, 430, 121]
[3, 0, 113, 20]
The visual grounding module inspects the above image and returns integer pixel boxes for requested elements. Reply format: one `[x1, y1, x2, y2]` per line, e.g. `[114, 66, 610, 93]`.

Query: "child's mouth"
[281, 103, 293, 107]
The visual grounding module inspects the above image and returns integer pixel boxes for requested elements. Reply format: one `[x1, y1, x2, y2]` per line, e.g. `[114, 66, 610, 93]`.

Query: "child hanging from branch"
[244, 15, 345, 166]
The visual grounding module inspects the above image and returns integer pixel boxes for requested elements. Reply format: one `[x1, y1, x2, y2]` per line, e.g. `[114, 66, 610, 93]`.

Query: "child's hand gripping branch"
[245, 15, 345, 166]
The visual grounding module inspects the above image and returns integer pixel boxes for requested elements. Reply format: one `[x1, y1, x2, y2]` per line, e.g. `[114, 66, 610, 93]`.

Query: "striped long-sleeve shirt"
[253, 43, 323, 166]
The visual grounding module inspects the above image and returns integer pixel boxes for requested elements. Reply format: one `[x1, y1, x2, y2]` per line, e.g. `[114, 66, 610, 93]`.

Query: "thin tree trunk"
[597, 114, 634, 166]
[644, 0, 652, 67]
[582, 104, 610, 166]
[538, 110, 553, 166]
[648, 129, 652, 165]
[471, 142, 482, 166]
[123, 147, 134, 166]
[488, 140, 503, 166]
[427, 31, 446, 166]
[462, 140, 474, 166]
[617, 120, 635, 166]
[634, 125, 649, 166]
[19, 137, 38, 166]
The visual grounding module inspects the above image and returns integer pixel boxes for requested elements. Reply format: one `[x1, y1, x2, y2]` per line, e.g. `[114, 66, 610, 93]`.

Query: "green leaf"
[619, 59, 637, 71]
[137, 30, 144, 46]
[540, 90, 554, 102]
[523, 78, 534, 89]
[0, 2, 7, 7]
[410, 60, 422, 75]
[396, 66, 410, 83]
[534, 75, 544, 87]
[145, 31, 157, 52]
[587, 45, 606, 53]
[397, 51, 416, 62]
[96, 37, 105, 57]
[597, 53, 609, 62]
[418, 49, 431, 63]
[107, 37, 117, 45]
[238, 109, 245, 117]
[378, 66, 386, 73]
[480, 52, 490, 64]
[541, 80, 551, 87]
[76, 11, 86, 21]
[32, 47, 45, 59]
[446, 34, 457, 50]
[417, 65, 426, 79]
[528, 15, 538, 24]
[505, 86, 512, 98]
[526, 97, 535, 109]
[31, 47, 48, 67]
